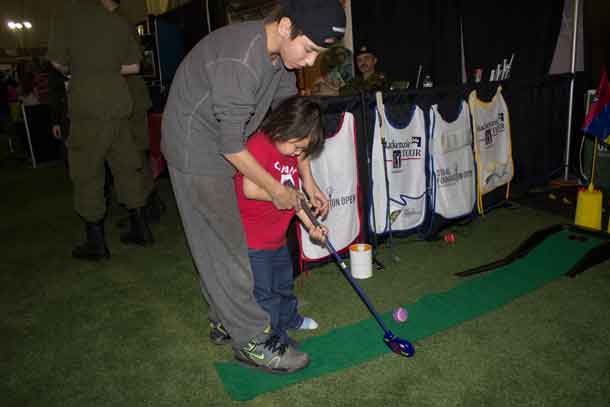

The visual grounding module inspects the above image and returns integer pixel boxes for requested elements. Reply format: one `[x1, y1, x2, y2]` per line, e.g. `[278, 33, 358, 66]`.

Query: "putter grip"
[283, 180, 320, 227]
[300, 199, 321, 227]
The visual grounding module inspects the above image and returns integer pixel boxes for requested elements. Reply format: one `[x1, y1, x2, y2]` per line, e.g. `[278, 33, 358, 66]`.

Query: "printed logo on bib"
[436, 164, 474, 188]
[477, 112, 505, 149]
[385, 137, 423, 172]
[484, 162, 512, 186]
[390, 204, 422, 225]
[327, 187, 357, 211]
[392, 150, 401, 169]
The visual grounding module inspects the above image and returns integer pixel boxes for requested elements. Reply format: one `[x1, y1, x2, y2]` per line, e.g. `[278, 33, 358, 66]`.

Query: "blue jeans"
[248, 245, 303, 342]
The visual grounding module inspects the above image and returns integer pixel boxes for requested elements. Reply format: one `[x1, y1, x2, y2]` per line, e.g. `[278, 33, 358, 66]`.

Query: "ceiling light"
[7, 21, 16, 30]
[15, 22, 23, 29]
[23, 21, 32, 29]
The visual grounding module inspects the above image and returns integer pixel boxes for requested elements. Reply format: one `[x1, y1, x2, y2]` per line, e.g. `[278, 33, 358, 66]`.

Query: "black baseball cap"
[355, 45, 375, 58]
[281, 0, 346, 47]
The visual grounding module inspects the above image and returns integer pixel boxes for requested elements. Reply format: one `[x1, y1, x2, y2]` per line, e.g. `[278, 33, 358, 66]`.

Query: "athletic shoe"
[234, 329, 309, 374]
[282, 335, 300, 349]
[297, 316, 319, 330]
[209, 320, 231, 345]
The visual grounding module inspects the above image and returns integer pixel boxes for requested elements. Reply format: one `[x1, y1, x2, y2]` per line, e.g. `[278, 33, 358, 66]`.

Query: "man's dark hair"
[264, 4, 303, 40]
[259, 96, 324, 158]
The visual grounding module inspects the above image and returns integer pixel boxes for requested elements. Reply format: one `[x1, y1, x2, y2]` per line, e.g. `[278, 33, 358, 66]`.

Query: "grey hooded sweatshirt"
[161, 20, 297, 175]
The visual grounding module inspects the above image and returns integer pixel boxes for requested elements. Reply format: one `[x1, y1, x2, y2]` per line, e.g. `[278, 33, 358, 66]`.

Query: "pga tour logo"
[386, 137, 422, 169]
[393, 150, 402, 169]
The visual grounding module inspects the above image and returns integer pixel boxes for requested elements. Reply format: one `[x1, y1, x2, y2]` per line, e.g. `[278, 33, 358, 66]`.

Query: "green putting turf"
[216, 229, 604, 401]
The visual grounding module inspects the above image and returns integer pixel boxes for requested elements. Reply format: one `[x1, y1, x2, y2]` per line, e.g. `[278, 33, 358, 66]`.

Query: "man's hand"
[120, 63, 140, 75]
[270, 184, 303, 211]
[52, 125, 62, 139]
[226, 149, 303, 210]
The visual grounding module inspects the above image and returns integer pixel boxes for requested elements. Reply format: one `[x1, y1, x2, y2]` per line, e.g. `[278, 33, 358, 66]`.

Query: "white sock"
[298, 317, 318, 330]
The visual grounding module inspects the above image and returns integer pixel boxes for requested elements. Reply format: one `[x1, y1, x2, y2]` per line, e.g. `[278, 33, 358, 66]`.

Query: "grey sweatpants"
[169, 166, 270, 347]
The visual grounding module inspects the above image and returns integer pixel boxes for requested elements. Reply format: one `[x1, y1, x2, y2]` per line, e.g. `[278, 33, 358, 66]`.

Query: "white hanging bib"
[300, 112, 361, 261]
[429, 101, 476, 219]
[468, 87, 514, 197]
[370, 98, 427, 233]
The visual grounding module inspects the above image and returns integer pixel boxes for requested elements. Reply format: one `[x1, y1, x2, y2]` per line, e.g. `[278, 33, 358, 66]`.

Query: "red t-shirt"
[235, 131, 300, 250]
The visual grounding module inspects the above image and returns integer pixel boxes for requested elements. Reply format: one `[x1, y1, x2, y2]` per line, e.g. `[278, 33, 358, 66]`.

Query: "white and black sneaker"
[234, 328, 309, 374]
[209, 320, 231, 345]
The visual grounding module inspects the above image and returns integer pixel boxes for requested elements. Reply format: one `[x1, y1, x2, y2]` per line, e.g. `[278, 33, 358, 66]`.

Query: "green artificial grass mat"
[216, 229, 604, 401]
[3, 164, 610, 406]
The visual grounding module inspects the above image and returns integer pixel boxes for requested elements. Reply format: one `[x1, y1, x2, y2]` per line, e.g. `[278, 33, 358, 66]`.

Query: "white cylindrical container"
[349, 243, 373, 279]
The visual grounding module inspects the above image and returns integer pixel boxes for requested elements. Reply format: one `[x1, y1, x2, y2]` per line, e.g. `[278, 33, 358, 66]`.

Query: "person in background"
[32, 58, 50, 105]
[0, 72, 9, 133]
[115, 3, 165, 226]
[162, 0, 344, 373]
[19, 68, 39, 107]
[310, 45, 353, 96]
[47, 0, 153, 261]
[48, 64, 70, 166]
[340, 45, 389, 95]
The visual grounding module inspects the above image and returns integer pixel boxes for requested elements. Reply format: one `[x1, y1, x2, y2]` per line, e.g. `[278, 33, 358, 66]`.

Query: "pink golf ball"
[393, 307, 408, 323]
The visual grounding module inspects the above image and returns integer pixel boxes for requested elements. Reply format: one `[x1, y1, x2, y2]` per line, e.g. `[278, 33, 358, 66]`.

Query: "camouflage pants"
[129, 111, 154, 197]
[68, 118, 147, 222]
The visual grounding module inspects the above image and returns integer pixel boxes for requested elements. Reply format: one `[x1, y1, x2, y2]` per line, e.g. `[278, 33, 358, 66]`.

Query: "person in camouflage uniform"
[116, 4, 164, 225]
[47, 0, 154, 261]
[340, 45, 389, 95]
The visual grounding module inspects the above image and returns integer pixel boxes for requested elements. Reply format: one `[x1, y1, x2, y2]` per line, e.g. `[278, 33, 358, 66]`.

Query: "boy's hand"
[303, 181, 329, 219]
[308, 224, 328, 245]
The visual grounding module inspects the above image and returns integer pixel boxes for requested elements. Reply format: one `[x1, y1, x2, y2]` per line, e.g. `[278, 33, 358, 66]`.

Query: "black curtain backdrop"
[351, 0, 462, 87]
[160, 0, 211, 53]
[460, 0, 565, 81]
[351, 0, 565, 86]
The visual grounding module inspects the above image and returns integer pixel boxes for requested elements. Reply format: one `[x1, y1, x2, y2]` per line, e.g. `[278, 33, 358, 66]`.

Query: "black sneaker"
[234, 329, 309, 374]
[281, 335, 300, 349]
[209, 320, 231, 345]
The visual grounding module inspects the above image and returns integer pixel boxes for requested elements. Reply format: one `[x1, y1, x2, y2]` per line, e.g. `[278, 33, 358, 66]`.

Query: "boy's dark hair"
[264, 4, 303, 40]
[259, 96, 324, 158]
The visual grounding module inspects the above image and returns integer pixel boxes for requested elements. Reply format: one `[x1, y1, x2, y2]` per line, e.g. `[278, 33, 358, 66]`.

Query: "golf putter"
[299, 197, 414, 358]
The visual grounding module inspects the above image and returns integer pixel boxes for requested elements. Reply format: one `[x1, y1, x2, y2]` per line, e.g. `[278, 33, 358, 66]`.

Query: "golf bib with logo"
[468, 86, 514, 213]
[299, 112, 361, 261]
[429, 101, 476, 219]
[370, 93, 427, 234]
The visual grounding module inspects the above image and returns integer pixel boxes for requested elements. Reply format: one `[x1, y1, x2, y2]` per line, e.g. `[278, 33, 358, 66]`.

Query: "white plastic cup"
[349, 243, 373, 279]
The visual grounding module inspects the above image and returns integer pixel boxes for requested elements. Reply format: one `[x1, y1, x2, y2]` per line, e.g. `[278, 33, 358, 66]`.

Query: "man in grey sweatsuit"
[162, 0, 345, 373]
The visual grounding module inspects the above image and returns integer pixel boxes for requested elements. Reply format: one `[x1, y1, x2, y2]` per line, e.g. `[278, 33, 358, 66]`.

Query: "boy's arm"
[295, 209, 327, 244]
[298, 156, 330, 218]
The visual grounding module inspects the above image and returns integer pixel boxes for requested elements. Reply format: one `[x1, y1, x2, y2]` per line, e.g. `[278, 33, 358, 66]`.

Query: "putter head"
[384, 331, 415, 358]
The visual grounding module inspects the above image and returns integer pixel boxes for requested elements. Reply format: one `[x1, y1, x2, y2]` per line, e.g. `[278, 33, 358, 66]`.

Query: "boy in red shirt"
[233, 96, 327, 361]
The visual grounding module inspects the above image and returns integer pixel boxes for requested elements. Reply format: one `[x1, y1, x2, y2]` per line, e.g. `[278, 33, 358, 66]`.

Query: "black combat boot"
[143, 190, 165, 224]
[72, 220, 110, 261]
[117, 190, 165, 228]
[120, 208, 154, 246]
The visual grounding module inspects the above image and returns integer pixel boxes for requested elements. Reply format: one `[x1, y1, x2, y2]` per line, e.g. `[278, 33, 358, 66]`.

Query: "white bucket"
[349, 243, 373, 279]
